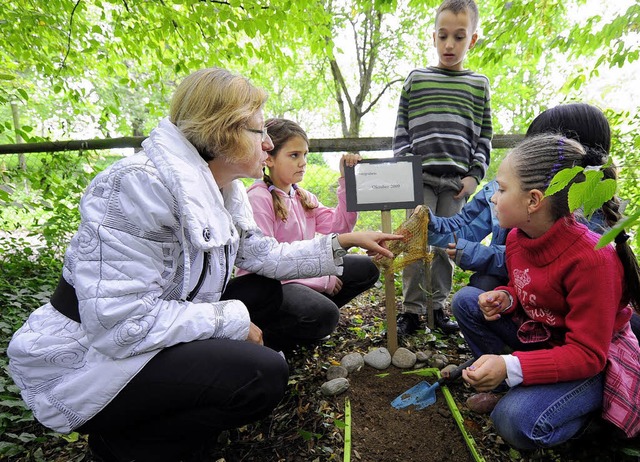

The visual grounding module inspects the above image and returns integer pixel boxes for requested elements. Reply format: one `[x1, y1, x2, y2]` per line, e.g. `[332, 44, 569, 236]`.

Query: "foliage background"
[1, 0, 639, 241]
[0, 0, 639, 459]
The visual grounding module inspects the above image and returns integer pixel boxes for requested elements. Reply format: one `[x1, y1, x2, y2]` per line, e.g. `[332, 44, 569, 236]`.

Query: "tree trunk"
[10, 102, 27, 171]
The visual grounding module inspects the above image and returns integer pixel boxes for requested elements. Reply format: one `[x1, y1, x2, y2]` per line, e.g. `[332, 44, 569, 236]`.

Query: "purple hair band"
[545, 138, 567, 187]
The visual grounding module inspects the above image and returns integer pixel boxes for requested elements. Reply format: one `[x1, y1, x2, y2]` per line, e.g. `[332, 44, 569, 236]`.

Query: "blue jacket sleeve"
[455, 239, 507, 278]
[427, 181, 508, 278]
[428, 182, 495, 245]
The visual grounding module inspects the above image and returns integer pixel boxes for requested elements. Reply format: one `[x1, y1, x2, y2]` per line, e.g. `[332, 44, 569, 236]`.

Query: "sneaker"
[396, 312, 420, 337]
[434, 309, 459, 334]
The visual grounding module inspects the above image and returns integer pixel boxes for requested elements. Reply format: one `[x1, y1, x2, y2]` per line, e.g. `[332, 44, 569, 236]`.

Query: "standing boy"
[393, 0, 492, 335]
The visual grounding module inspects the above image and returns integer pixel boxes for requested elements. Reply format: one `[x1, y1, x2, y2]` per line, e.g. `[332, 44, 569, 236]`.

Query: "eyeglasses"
[244, 126, 269, 142]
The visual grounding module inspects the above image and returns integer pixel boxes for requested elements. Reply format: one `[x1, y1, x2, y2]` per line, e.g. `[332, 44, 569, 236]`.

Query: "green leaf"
[298, 429, 322, 441]
[334, 418, 346, 429]
[16, 88, 28, 101]
[620, 446, 640, 456]
[565, 170, 616, 216]
[596, 211, 640, 249]
[545, 166, 583, 197]
[581, 177, 616, 216]
[60, 432, 80, 443]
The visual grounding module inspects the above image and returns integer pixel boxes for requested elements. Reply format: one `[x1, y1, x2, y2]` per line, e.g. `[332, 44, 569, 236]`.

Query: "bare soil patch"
[340, 366, 474, 462]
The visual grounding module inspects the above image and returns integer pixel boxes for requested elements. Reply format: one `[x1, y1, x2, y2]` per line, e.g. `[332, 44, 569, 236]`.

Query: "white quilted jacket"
[7, 118, 338, 433]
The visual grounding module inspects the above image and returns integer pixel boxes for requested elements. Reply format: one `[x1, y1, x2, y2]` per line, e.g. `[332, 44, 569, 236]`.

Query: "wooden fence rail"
[0, 134, 525, 155]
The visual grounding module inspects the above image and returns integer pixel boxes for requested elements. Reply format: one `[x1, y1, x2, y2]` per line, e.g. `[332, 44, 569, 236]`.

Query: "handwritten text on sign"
[354, 161, 415, 204]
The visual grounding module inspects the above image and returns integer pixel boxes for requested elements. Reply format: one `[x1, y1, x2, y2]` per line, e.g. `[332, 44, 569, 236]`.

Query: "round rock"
[429, 353, 449, 369]
[416, 350, 432, 363]
[326, 365, 349, 381]
[321, 377, 350, 396]
[363, 347, 392, 370]
[391, 347, 417, 369]
[341, 352, 364, 373]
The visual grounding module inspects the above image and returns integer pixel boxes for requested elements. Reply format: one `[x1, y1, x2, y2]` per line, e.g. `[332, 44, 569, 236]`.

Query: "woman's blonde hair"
[170, 68, 268, 163]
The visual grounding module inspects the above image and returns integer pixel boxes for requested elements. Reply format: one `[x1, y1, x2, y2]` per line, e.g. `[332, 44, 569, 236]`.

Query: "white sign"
[355, 161, 415, 204]
[344, 157, 423, 211]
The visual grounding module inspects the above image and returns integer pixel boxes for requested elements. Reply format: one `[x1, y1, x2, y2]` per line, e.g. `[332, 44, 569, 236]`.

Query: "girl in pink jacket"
[241, 118, 379, 350]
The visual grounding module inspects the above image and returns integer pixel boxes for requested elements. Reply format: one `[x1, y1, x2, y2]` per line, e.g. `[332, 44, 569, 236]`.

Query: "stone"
[415, 350, 432, 363]
[341, 352, 364, 373]
[441, 363, 459, 376]
[429, 353, 448, 369]
[391, 347, 416, 369]
[466, 392, 501, 414]
[363, 347, 392, 370]
[321, 377, 350, 396]
[326, 365, 349, 381]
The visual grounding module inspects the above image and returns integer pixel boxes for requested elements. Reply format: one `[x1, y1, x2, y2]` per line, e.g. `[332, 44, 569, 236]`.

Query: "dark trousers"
[233, 255, 379, 350]
[261, 255, 379, 349]
[79, 277, 289, 462]
[468, 273, 509, 292]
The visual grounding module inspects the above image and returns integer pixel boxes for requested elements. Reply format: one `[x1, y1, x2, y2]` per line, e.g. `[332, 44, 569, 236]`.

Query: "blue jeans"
[452, 286, 604, 449]
[492, 375, 604, 450]
[452, 286, 538, 358]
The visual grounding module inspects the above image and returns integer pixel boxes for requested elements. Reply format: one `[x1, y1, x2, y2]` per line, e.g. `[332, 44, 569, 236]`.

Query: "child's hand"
[445, 242, 457, 260]
[331, 277, 343, 295]
[339, 153, 362, 177]
[338, 231, 404, 259]
[454, 176, 478, 200]
[246, 322, 264, 345]
[478, 290, 509, 321]
[462, 355, 507, 392]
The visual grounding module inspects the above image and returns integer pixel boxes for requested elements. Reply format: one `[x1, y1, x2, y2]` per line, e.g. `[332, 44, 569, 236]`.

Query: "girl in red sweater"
[460, 134, 640, 449]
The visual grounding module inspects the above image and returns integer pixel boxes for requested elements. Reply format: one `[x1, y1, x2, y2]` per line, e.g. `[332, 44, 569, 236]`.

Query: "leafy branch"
[545, 165, 635, 249]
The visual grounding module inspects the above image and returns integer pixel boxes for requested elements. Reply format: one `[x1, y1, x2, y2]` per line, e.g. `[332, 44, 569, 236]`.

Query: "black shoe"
[434, 309, 459, 334]
[396, 313, 420, 337]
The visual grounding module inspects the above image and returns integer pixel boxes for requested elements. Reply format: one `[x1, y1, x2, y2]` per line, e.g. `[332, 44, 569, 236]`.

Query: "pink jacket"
[239, 178, 357, 293]
[237, 177, 358, 294]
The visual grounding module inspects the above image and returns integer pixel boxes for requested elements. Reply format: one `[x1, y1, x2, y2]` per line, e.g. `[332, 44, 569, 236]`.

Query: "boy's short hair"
[436, 0, 479, 31]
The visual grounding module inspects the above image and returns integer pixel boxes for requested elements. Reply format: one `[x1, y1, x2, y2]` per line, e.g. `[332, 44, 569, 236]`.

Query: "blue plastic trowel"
[391, 358, 475, 410]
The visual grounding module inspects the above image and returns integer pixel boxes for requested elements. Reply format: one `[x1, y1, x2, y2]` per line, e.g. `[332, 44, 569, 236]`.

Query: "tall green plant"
[0, 150, 104, 250]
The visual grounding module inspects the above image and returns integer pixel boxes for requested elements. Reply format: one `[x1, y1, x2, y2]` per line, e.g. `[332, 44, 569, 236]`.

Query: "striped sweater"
[393, 66, 492, 183]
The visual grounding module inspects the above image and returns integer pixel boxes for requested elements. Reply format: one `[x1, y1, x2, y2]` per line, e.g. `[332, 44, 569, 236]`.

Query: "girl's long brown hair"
[263, 118, 316, 222]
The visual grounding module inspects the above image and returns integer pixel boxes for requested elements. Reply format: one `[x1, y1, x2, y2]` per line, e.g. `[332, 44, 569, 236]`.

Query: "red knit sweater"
[498, 216, 632, 385]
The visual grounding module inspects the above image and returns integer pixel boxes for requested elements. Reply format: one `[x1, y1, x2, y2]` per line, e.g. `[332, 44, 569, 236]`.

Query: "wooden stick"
[381, 210, 398, 354]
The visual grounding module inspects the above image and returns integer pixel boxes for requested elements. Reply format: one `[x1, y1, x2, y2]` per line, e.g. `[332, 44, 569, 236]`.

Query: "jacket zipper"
[221, 245, 230, 294]
[186, 251, 210, 302]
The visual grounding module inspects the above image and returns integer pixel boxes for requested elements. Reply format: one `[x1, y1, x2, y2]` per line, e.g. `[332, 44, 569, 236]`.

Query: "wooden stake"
[381, 210, 398, 354]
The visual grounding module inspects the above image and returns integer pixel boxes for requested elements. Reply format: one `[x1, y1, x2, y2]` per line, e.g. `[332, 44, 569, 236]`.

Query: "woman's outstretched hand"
[337, 232, 404, 259]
